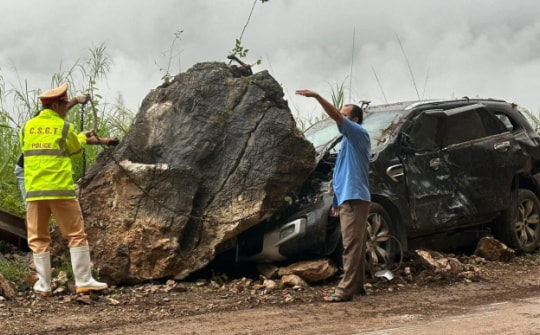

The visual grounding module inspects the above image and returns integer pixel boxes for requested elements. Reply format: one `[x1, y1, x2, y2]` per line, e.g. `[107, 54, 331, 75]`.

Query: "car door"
[400, 104, 516, 234]
[399, 109, 458, 234]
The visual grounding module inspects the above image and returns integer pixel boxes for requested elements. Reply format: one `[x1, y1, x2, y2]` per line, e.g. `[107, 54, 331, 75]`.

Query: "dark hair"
[345, 104, 363, 124]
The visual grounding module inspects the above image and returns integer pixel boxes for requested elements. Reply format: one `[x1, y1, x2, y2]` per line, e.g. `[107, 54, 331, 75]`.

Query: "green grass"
[0, 258, 31, 289]
[0, 242, 31, 289]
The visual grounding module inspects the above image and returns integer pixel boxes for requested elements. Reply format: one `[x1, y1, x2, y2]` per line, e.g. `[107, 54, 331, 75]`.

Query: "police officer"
[19, 83, 112, 296]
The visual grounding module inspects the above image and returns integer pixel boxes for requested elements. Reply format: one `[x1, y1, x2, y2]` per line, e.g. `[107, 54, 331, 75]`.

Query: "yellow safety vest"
[19, 109, 87, 201]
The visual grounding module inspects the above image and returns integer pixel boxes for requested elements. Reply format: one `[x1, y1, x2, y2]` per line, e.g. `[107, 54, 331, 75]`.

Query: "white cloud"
[1, 0, 539, 122]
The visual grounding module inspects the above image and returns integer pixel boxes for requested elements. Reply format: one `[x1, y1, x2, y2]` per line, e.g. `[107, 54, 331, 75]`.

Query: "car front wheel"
[493, 189, 540, 254]
[366, 203, 403, 273]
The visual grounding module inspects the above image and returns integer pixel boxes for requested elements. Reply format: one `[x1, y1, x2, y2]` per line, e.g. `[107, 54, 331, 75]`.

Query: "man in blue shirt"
[296, 89, 371, 302]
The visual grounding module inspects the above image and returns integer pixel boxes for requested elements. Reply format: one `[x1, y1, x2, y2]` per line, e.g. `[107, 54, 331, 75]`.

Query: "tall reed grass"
[0, 45, 134, 216]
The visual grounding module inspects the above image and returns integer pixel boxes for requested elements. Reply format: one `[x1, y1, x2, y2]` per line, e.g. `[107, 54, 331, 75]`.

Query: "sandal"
[323, 293, 352, 303]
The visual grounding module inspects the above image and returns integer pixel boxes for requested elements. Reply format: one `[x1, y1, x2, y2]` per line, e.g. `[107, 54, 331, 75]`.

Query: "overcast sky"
[1, 0, 539, 124]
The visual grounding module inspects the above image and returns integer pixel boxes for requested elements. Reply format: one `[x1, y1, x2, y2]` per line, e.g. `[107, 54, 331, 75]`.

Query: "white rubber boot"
[70, 246, 108, 293]
[33, 252, 52, 297]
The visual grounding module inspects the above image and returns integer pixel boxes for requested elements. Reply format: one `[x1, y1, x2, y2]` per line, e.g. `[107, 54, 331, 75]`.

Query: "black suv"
[235, 98, 540, 268]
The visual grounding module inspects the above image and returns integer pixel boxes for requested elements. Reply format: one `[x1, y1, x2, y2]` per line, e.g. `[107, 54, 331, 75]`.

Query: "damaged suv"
[235, 98, 540, 268]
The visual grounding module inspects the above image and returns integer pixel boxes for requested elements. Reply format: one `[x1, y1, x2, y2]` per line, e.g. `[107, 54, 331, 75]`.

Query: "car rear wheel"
[366, 203, 403, 274]
[492, 189, 540, 254]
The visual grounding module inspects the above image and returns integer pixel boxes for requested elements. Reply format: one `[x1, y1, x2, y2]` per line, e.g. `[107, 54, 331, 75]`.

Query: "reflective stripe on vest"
[26, 189, 76, 198]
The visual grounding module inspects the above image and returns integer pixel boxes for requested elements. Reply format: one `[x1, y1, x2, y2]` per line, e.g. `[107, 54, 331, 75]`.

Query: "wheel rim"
[366, 212, 392, 271]
[516, 198, 540, 247]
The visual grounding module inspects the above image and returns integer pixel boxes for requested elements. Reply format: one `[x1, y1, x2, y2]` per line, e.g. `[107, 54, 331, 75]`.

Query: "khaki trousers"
[335, 199, 370, 298]
[26, 199, 88, 254]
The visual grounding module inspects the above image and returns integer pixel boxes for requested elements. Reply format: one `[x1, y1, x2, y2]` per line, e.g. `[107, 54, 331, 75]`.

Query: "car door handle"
[494, 141, 510, 152]
[386, 164, 404, 182]
[430, 158, 441, 170]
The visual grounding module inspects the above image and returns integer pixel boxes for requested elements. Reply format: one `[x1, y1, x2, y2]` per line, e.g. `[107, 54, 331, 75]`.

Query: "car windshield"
[304, 107, 408, 151]
[304, 118, 337, 148]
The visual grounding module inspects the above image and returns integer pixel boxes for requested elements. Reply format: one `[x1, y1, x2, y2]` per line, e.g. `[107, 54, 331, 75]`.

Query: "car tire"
[366, 203, 402, 273]
[492, 188, 540, 254]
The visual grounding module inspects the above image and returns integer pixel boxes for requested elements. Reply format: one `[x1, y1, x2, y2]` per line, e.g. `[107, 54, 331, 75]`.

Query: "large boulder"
[77, 62, 317, 284]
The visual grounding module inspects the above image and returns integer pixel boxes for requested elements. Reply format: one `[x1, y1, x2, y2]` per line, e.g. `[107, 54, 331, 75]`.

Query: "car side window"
[406, 114, 439, 151]
[441, 110, 486, 147]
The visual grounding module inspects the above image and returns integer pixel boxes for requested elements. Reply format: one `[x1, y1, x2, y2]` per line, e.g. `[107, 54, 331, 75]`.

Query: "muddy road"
[101, 291, 540, 335]
[3, 251, 540, 335]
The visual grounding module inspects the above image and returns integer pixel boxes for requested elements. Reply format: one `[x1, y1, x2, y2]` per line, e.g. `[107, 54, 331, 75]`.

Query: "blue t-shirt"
[333, 116, 371, 206]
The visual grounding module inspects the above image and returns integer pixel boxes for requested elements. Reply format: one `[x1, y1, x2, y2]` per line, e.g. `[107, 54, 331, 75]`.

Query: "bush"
[0, 259, 31, 290]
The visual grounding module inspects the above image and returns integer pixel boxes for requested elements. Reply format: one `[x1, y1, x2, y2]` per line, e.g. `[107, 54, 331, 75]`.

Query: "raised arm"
[295, 89, 343, 125]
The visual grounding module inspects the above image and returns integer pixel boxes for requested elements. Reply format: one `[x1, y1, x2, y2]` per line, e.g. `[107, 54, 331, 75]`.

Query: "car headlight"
[274, 218, 307, 246]
[280, 224, 297, 240]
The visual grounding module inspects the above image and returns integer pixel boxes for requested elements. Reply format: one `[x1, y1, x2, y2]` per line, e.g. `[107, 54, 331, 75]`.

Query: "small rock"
[283, 294, 294, 303]
[447, 257, 464, 272]
[278, 259, 337, 283]
[54, 271, 69, 286]
[416, 249, 465, 274]
[107, 297, 121, 305]
[280, 274, 309, 288]
[195, 279, 208, 287]
[252, 283, 265, 291]
[262, 279, 277, 292]
[256, 264, 279, 279]
[146, 285, 159, 294]
[53, 287, 66, 295]
[76, 295, 93, 305]
[474, 237, 515, 262]
[0, 273, 18, 300]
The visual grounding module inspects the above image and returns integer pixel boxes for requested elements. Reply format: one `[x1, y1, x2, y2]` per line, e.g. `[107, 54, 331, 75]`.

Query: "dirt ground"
[3, 250, 540, 335]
